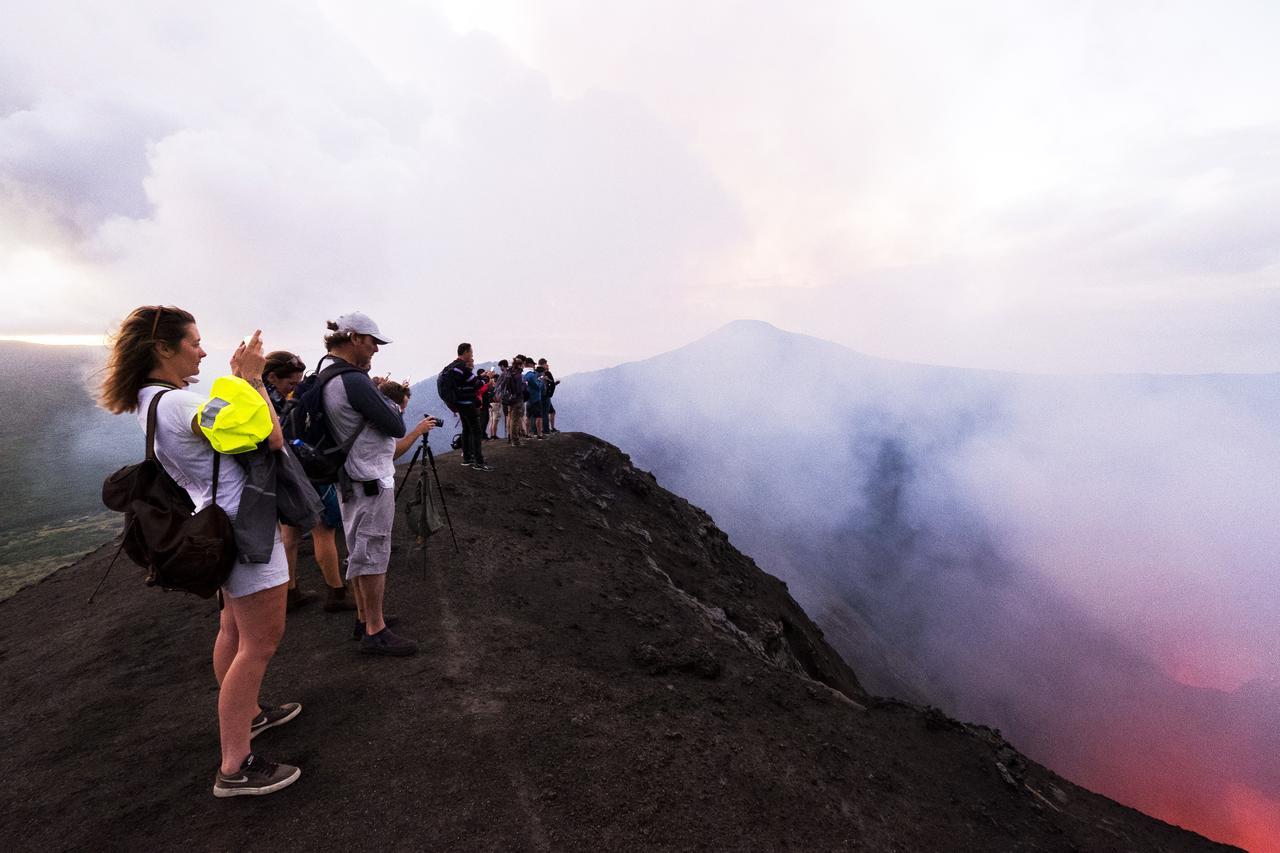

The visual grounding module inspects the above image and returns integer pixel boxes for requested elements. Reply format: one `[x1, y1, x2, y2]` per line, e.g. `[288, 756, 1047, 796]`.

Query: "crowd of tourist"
[99, 306, 566, 799]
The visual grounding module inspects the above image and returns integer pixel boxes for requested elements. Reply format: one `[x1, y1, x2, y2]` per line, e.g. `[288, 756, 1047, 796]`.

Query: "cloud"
[3, 1, 1279, 374]
[0, 1, 746, 373]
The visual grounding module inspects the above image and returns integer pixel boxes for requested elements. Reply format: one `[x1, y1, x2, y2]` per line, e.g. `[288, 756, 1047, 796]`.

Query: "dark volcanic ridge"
[0, 433, 1233, 852]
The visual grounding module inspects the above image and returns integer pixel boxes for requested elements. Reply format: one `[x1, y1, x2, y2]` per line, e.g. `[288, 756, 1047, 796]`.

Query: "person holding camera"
[321, 313, 419, 656]
[377, 378, 442, 458]
[100, 307, 300, 797]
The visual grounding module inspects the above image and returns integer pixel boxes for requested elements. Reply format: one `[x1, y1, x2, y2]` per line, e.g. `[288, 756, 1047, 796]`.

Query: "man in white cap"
[320, 312, 431, 655]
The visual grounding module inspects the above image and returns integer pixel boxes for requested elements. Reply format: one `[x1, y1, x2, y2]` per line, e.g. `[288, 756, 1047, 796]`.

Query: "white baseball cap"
[334, 311, 391, 344]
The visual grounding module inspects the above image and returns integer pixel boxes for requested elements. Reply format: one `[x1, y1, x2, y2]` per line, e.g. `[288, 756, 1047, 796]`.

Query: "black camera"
[423, 415, 445, 427]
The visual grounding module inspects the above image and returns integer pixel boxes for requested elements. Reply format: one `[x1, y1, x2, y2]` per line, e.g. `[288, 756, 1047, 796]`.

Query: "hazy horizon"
[4, 2, 1280, 379]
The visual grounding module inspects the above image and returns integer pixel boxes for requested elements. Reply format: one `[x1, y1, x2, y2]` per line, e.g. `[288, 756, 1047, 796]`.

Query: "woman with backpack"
[263, 351, 356, 615]
[100, 306, 302, 798]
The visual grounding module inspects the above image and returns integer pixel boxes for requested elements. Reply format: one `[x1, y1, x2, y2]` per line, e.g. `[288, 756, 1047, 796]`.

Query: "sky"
[3, 1, 1279, 379]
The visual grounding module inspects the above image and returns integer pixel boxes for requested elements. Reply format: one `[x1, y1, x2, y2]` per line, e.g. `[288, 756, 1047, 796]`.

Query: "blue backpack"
[282, 359, 366, 483]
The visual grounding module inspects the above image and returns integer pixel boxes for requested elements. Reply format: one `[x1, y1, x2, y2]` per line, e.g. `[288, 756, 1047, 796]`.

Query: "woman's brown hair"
[262, 350, 305, 384]
[98, 305, 196, 413]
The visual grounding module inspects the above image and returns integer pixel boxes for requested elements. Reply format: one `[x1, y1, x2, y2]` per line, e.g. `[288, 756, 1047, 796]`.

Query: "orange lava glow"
[1070, 754, 1280, 851]
[1223, 785, 1280, 853]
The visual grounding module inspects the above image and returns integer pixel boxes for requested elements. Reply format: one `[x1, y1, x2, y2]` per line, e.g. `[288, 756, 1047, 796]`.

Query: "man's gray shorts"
[339, 485, 394, 579]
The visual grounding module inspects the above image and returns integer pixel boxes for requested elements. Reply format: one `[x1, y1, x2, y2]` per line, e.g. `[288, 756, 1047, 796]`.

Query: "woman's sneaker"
[250, 702, 301, 739]
[213, 753, 301, 798]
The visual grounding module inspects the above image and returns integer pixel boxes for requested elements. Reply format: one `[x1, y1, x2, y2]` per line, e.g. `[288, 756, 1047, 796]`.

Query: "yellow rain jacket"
[199, 376, 272, 454]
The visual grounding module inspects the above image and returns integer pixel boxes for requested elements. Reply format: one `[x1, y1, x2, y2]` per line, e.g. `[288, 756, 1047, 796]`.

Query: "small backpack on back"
[97, 387, 238, 600]
[436, 361, 459, 413]
[498, 369, 522, 405]
[281, 360, 367, 484]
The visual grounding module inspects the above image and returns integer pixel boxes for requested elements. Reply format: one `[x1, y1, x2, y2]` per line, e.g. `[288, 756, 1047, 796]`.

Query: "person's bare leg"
[218, 583, 287, 774]
[281, 524, 299, 590]
[312, 524, 343, 590]
[213, 602, 239, 686]
[350, 578, 366, 624]
[354, 573, 387, 634]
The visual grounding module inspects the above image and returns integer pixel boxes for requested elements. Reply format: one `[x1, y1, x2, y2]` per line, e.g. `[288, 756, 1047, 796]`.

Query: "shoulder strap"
[145, 385, 223, 504]
[211, 450, 221, 506]
[315, 364, 369, 450]
[144, 388, 174, 462]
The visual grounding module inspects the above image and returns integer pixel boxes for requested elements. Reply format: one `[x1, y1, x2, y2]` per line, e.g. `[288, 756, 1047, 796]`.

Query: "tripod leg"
[395, 447, 423, 501]
[424, 445, 461, 553]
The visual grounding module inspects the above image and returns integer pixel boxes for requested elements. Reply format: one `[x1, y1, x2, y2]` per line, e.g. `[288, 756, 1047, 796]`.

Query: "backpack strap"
[144, 383, 222, 505]
[315, 362, 370, 447]
[211, 449, 221, 506]
[144, 386, 175, 462]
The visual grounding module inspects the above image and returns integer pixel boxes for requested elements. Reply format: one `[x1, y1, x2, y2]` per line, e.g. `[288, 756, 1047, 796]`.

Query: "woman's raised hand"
[231, 330, 267, 380]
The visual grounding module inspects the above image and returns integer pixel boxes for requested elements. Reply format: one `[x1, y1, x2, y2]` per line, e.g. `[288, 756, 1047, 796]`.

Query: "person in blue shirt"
[522, 361, 544, 439]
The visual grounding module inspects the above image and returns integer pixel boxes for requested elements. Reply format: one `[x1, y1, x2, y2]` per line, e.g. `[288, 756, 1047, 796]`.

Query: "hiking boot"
[250, 702, 301, 739]
[360, 627, 418, 656]
[323, 584, 357, 613]
[213, 753, 301, 798]
[351, 615, 400, 640]
[286, 587, 318, 612]
[472, 463, 494, 472]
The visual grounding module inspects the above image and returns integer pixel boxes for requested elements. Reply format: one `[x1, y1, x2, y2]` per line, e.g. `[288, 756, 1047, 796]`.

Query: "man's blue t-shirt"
[523, 370, 543, 404]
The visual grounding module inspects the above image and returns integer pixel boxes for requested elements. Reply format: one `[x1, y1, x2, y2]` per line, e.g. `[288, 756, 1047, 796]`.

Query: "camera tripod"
[396, 430, 459, 574]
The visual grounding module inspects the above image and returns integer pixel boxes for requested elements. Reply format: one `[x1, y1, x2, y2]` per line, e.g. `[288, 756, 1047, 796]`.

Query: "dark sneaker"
[360, 627, 418, 656]
[461, 460, 473, 467]
[472, 463, 494, 472]
[286, 587, 318, 612]
[250, 702, 301, 740]
[351, 615, 400, 640]
[213, 753, 301, 798]
[323, 585, 357, 613]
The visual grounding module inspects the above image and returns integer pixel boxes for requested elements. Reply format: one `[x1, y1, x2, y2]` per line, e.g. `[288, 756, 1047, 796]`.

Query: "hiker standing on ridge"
[500, 356, 526, 445]
[488, 359, 508, 440]
[523, 358, 544, 440]
[476, 368, 495, 441]
[100, 306, 302, 797]
[321, 313, 422, 655]
[263, 350, 356, 615]
[439, 342, 493, 471]
[538, 358, 560, 434]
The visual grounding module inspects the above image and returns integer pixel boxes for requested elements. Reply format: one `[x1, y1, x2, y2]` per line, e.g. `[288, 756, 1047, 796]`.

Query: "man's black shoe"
[360, 628, 418, 656]
[351, 615, 400, 640]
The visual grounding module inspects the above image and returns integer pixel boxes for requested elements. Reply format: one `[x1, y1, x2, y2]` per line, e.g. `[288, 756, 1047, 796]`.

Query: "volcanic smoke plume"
[559, 320, 1280, 850]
